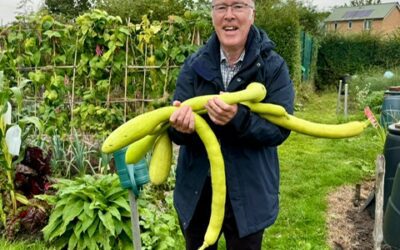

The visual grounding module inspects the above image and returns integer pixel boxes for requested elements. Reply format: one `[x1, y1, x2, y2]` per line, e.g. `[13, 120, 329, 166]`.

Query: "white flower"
[5, 125, 22, 156]
[2, 102, 12, 125]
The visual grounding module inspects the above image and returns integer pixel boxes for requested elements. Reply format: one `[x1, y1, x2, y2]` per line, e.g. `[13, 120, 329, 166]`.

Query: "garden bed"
[327, 179, 392, 250]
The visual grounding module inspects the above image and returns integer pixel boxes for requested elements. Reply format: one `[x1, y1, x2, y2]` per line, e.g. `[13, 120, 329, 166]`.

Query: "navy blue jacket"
[168, 25, 295, 237]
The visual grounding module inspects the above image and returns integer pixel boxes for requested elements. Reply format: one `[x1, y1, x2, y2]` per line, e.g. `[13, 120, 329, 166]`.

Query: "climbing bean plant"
[0, 9, 212, 138]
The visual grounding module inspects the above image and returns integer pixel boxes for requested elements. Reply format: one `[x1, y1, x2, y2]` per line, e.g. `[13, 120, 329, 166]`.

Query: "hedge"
[316, 32, 400, 89]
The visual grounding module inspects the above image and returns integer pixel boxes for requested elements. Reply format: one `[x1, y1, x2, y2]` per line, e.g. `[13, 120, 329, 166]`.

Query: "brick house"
[324, 2, 400, 35]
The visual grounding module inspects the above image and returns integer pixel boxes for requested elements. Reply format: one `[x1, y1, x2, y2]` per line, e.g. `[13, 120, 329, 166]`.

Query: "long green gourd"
[149, 132, 173, 185]
[102, 81, 370, 250]
[261, 113, 369, 138]
[102, 106, 177, 154]
[125, 123, 170, 164]
[193, 114, 226, 250]
[241, 101, 288, 116]
[182, 82, 266, 111]
[102, 82, 267, 154]
[125, 134, 159, 164]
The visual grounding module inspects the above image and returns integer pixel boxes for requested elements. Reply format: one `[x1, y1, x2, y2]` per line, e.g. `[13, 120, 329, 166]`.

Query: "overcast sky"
[0, 0, 398, 25]
[0, 0, 43, 25]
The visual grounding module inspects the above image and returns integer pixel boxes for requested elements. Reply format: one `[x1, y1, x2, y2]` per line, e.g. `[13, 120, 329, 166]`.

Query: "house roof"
[325, 2, 400, 22]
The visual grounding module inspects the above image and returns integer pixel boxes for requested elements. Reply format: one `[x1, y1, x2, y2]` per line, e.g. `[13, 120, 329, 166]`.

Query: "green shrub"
[38, 175, 133, 250]
[256, 0, 302, 85]
[138, 187, 183, 249]
[348, 68, 400, 112]
[356, 89, 384, 113]
[137, 166, 183, 249]
[37, 173, 183, 249]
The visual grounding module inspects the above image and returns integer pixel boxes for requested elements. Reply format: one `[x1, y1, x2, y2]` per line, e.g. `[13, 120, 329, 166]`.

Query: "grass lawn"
[0, 91, 381, 250]
[263, 91, 381, 249]
[0, 239, 51, 250]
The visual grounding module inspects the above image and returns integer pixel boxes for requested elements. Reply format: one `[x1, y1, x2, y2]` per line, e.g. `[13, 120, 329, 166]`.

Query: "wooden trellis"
[4, 18, 203, 138]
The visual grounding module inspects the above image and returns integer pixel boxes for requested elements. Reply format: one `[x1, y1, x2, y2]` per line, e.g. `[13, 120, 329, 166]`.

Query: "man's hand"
[205, 94, 238, 125]
[169, 101, 195, 134]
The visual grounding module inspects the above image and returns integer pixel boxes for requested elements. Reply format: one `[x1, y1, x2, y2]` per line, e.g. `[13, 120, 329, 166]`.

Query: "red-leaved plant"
[6, 147, 53, 239]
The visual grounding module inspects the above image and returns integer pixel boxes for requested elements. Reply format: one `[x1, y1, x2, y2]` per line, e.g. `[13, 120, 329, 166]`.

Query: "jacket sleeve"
[224, 53, 295, 147]
[167, 57, 201, 146]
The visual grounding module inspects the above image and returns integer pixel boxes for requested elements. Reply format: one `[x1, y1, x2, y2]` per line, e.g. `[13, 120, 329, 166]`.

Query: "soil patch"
[326, 179, 393, 250]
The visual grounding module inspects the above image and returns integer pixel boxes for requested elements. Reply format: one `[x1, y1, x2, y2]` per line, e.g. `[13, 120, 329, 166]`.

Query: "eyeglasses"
[212, 3, 254, 14]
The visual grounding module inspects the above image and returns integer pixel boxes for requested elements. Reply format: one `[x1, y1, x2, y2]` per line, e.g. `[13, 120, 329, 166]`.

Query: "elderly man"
[168, 0, 295, 249]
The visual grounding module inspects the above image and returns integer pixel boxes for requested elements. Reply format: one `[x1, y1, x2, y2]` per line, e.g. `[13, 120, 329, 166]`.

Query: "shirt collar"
[220, 48, 246, 65]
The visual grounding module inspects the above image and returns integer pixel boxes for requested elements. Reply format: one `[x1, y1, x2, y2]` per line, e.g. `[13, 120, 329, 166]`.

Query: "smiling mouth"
[223, 26, 238, 31]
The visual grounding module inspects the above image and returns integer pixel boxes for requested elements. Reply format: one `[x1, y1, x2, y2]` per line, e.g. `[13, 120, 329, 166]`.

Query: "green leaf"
[10, 86, 23, 108]
[108, 206, 121, 221]
[118, 233, 134, 250]
[114, 219, 123, 235]
[62, 199, 84, 224]
[84, 201, 94, 218]
[55, 55, 67, 64]
[77, 236, 86, 250]
[49, 204, 65, 219]
[53, 231, 71, 249]
[68, 231, 78, 250]
[73, 220, 84, 238]
[80, 212, 95, 233]
[0, 196, 6, 226]
[74, 187, 98, 200]
[46, 219, 71, 242]
[87, 217, 100, 238]
[98, 211, 115, 236]
[44, 30, 62, 39]
[94, 224, 111, 249]
[119, 27, 130, 35]
[86, 234, 99, 250]
[89, 197, 108, 210]
[43, 205, 65, 236]
[19, 116, 43, 133]
[105, 186, 127, 200]
[102, 49, 113, 62]
[121, 220, 132, 241]
[42, 217, 63, 241]
[112, 196, 131, 213]
[0, 71, 4, 87]
[42, 17, 54, 30]
[32, 51, 41, 66]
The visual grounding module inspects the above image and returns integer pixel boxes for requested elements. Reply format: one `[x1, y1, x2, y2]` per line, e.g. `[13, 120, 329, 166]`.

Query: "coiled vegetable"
[102, 81, 369, 250]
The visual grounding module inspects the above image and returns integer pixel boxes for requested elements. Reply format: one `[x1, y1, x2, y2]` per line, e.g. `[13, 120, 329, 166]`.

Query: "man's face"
[211, 0, 255, 51]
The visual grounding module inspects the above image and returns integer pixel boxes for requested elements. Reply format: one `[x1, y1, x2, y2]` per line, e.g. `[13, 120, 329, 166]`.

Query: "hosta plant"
[37, 174, 133, 250]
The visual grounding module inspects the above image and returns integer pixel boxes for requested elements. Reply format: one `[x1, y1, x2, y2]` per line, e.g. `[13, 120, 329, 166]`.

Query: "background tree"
[297, 2, 329, 36]
[16, 0, 34, 16]
[255, 0, 302, 84]
[44, 0, 92, 18]
[95, 0, 188, 22]
[350, 0, 381, 6]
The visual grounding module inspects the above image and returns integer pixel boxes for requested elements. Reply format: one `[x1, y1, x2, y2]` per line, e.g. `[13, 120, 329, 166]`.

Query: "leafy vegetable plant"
[38, 174, 133, 250]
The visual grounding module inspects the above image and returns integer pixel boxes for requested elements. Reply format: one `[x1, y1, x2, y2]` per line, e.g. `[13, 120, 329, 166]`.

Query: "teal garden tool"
[113, 147, 149, 250]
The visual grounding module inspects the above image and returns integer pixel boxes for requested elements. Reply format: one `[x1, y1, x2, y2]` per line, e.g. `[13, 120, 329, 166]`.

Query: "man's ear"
[249, 10, 256, 21]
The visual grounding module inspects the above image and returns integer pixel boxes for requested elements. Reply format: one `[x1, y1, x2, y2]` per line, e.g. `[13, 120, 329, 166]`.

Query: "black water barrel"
[383, 124, 400, 212]
[383, 162, 400, 248]
[380, 87, 400, 128]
